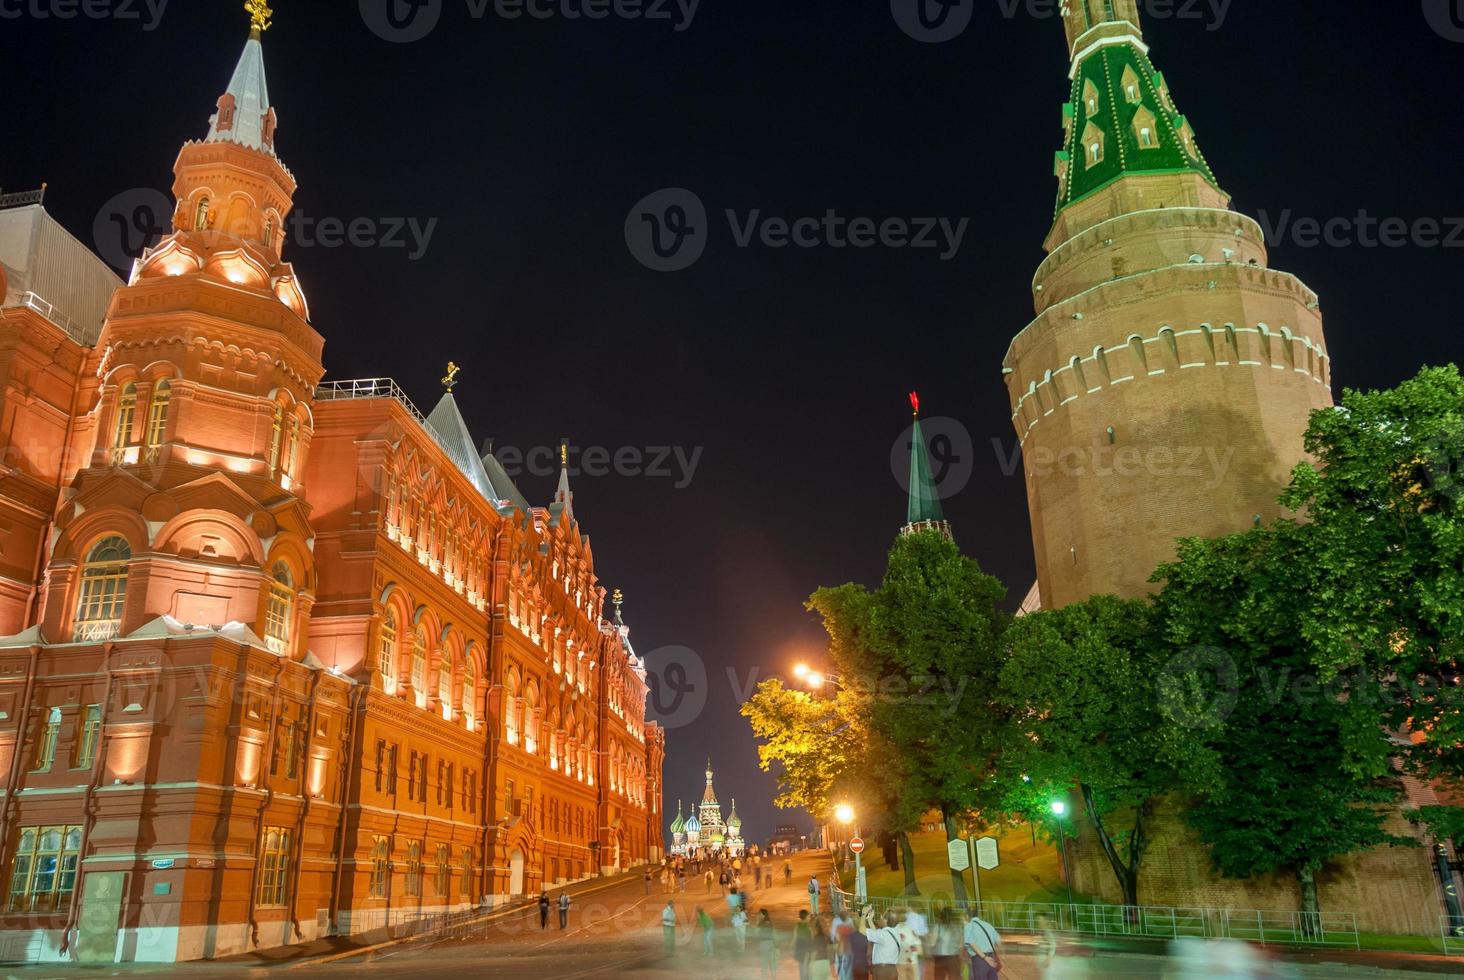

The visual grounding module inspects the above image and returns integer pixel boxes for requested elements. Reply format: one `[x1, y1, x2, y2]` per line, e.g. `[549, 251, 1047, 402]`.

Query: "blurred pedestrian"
[784, 861, 793, 885]
[662, 900, 679, 957]
[808, 875, 822, 915]
[557, 890, 571, 929]
[810, 915, 832, 980]
[697, 904, 716, 956]
[794, 909, 813, 980]
[930, 908, 962, 980]
[645, 868, 654, 895]
[962, 908, 1002, 980]
[759, 909, 779, 979]
[733, 904, 750, 953]
[866, 911, 902, 980]
[894, 909, 922, 980]
[538, 891, 550, 930]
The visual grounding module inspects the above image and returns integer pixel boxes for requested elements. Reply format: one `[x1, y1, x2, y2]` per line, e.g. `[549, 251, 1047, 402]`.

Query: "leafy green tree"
[998, 594, 1210, 908]
[1277, 365, 1464, 776]
[1152, 528, 1415, 925]
[807, 529, 1009, 899]
[741, 677, 853, 814]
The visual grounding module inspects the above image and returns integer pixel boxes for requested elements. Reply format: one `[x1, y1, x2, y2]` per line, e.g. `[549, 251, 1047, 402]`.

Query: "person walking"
[662, 900, 679, 957]
[866, 911, 902, 980]
[894, 910, 922, 980]
[810, 915, 832, 980]
[538, 891, 550, 930]
[678, 868, 687, 893]
[697, 904, 716, 956]
[645, 868, 654, 895]
[784, 861, 793, 885]
[962, 908, 1003, 980]
[794, 910, 814, 980]
[727, 886, 744, 915]
[758, 909, 779, 980]
[808, 875, 821, 915]
[557, 890, 571, 929]
[732, 904, 750, 953]
[930, 908, 963, 980]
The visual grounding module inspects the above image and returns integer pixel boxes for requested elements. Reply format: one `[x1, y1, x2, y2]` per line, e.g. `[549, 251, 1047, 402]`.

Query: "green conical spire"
[1052, 7, 1220, 219]
[904, 393, 949, 538]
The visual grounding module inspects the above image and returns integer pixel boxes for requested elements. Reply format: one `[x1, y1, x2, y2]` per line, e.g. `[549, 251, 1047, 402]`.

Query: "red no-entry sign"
[849, 837, 865, 854]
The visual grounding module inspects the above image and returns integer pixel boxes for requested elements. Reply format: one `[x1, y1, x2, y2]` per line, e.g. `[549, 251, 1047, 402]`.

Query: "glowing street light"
[1050, 798, 1074, 906]
[834, 804, 855, 825]
[793, 663, 810, 679]
[1050, 800, 1067, 817]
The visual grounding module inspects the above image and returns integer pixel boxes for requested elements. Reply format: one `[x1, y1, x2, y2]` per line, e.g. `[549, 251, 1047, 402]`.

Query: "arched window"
[113, 383, 137, 456]
[263, 562, 294, 655]
[194, 196, 211, 231]
[144, 381, 171, 462]
[504, 672, 519, 744]
[74, 536, 131, 642]
[263, 218, 275, 249]
[461, 659, 476, 730]
[268, 404, 284, 477]
[283, 413, 302, 481]
[377, 607, 398, 691]
[411, 626, 428, 708]
[438, 653, 453, 720]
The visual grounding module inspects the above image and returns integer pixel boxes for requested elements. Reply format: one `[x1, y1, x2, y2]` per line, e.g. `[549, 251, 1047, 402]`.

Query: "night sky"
[6, 1, 1463, 843]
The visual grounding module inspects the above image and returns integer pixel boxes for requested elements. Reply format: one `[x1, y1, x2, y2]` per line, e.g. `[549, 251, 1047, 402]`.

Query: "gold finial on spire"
[560, 442, 569, 468]
[245, 0, 273, 36]
[612, 588, 624, 608]
[442, 361, 461, 392]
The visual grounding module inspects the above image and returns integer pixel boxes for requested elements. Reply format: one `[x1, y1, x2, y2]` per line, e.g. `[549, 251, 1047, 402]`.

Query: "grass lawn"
[836, 827, 1075, 903]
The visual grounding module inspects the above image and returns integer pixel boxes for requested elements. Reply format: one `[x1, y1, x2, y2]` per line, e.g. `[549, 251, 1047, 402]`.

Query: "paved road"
[5, 852, 1455, 978]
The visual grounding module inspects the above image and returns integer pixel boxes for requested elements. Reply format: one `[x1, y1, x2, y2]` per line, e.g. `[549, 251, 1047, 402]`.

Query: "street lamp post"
[834, 803, 862, 904]
[1050, 800, 1074, 908]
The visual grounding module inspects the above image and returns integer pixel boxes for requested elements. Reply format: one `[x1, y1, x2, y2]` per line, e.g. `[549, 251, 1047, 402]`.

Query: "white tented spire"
[207, 35, 276, 155]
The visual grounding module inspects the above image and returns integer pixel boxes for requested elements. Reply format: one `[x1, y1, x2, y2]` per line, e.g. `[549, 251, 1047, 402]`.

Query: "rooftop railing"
[314, 377, 428, 429]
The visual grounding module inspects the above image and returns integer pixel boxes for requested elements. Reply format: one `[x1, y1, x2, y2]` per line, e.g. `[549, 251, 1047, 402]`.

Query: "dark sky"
[7, 1, 1464, 843]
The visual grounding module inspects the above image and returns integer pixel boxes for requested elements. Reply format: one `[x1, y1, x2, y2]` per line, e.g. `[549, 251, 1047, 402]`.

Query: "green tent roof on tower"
[1053, 13, 1221, 219]
[903, 392, 951, 539]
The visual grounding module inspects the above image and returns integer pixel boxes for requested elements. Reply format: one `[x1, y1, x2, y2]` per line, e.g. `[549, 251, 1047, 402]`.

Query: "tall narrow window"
[369, 836, 391, 898]
[194, 197, 210, 231]
[404, 841, 422, 897]
[144, 381, 170, 462]
[6, 825, 81, 912]
[113, 383, 137, 458]
[32, 708, 61, 772]
[263, 218, 276, 249]
[256, 827, 292, 907]
[461, 659, 476, 730]
[378, 607, 398, 690]
[264, 562, 294, 655]
[411, 626, 427, 708]
[435, 844, 450, 897]
[283, 414, 302, 481]
[74, 536, 131, 642]
[72, 705, 101, 770]
[438, 656, 453, 720]
[460, 847, 473, 899]
[268, 404, 284, 476]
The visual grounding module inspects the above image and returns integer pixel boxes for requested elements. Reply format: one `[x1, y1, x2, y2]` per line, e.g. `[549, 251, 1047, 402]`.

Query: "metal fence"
[1443, 915, 1464, 956]
[830, 884, 1360, 950]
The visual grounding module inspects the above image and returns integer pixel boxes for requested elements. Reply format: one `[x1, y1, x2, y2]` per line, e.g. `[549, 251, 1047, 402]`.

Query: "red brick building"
[0, 9, 663, 964]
